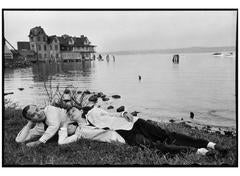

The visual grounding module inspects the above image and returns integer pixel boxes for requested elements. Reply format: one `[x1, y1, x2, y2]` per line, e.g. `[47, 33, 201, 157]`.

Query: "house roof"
[58, 35, 87, 46]
[47, 35, 57, 44]
[72, 35, 92, 47]
[57, 36, 69, 46]
[73, 37, 85, 46]
[29, 26, 46, 37]
[17, 41, 30, 50]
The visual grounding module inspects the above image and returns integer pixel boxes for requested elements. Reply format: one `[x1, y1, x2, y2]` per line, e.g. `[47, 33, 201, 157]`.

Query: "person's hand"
[27, 121, 35, 128]
[123, 112, 134, 122]
[26, 141, 42, 147]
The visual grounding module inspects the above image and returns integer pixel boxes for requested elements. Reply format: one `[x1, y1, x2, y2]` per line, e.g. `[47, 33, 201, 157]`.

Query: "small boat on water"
[213, 52, 234, 57]
[213, 52, 224, 56]
[224, 52, 234, 57]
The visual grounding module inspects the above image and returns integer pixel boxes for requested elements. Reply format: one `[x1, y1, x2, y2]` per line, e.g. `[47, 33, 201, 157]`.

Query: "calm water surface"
[4, 53, 236, 128]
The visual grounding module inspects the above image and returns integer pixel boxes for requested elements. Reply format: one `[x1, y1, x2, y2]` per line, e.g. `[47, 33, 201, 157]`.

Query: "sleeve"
[15, 122, 45, 143]
[38, 106, 61, 143]
[58, 127, 79, 145]
[38, 123, 60, 143]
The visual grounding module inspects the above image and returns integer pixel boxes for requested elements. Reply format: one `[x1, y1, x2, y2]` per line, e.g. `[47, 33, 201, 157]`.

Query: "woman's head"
[67, 107, 83, 122]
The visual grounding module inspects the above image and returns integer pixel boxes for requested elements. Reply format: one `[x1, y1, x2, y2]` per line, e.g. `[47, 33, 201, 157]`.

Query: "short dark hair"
[22, 105, 31, 120]
[66, 105, 94, 119]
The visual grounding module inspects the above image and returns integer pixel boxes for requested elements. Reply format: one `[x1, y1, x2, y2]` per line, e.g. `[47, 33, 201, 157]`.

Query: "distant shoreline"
[100, 46, 235, 55]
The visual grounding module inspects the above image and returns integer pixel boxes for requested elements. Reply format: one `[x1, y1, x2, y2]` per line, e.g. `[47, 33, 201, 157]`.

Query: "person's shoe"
[207, 142, 216, 149]
[196, 148, 208, 155]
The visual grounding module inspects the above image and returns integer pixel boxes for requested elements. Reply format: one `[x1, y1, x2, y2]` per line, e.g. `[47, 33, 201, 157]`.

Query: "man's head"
[67, 107, 83, 122]
[22, 105, 46, 122]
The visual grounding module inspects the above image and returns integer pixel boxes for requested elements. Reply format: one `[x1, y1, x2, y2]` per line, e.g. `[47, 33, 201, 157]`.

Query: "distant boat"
[224, 52, 234, 57]
[213, 52, 223, 56]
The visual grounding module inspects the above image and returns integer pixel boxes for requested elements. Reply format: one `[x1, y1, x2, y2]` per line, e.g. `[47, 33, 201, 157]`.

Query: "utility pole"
[4, 37, 18, 53]
[36, 43, 39, 62]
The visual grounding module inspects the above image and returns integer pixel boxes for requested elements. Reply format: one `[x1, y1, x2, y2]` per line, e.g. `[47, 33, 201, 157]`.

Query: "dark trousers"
[116, 119, 209, 154]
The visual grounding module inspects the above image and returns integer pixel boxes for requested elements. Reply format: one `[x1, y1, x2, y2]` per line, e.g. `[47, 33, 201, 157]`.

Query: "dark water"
[4, 53, 236, 128]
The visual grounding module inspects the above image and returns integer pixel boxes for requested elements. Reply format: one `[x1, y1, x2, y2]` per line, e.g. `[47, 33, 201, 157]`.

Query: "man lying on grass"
[16, 104, 126, 147]
[15, 105, 77, 147]
[59, 106, 228, 155]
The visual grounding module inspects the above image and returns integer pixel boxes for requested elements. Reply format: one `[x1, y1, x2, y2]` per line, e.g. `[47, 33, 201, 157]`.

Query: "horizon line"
[99, 45, 235, 54]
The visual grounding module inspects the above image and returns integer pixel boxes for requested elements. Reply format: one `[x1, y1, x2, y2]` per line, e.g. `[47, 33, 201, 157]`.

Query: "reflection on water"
[32, 61, 93, 82]
[4, 53, 236, 128]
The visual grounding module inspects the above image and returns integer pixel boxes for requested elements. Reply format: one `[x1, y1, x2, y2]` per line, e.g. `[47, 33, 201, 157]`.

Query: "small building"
[59, 34, 96, 62]
[4, 44, 13, 60]
[17, 41, 37, 62]
[72, 35, 96, 60]
[17, 41, 30, 51]
[58, 34, 76, 62]
[18, 50, 37, 62]
[28, 26, 96, 62]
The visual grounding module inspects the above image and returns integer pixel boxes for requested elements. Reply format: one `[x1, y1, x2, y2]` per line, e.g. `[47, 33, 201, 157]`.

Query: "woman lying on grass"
[59, 106, 228, 156]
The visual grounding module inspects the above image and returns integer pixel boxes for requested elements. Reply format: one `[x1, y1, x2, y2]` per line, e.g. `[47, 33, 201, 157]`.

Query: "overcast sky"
[4, 11, 236, 52]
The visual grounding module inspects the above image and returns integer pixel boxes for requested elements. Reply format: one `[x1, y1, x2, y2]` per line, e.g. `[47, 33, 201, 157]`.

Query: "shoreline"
[4, 87, 236, 136]
[159, 120, 236, 137]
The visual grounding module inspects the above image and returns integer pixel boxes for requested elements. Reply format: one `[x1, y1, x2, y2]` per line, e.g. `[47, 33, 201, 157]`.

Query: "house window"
[44, 53, 47, 58]
[50, 45, 52, 50]
[37, 36, 40, 41]
[55, 45, 58, 50]
[38, 45, 41, 51]
[56, 53, 59, 58]
[44, 45, 47, 51]
[38, 53, 42, 59]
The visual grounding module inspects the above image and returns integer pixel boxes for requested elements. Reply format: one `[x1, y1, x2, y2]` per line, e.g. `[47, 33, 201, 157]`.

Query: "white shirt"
[86, 107, 139, 130]
[58, 125, 125, 145]
[16, 105, 72, 143]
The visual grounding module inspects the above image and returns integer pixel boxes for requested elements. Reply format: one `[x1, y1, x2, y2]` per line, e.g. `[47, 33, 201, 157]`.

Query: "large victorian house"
[28, 26, 96, 62]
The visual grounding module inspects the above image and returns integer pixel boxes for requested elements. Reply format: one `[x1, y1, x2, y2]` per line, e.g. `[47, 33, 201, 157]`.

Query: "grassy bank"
[3, 103, 237, 166]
